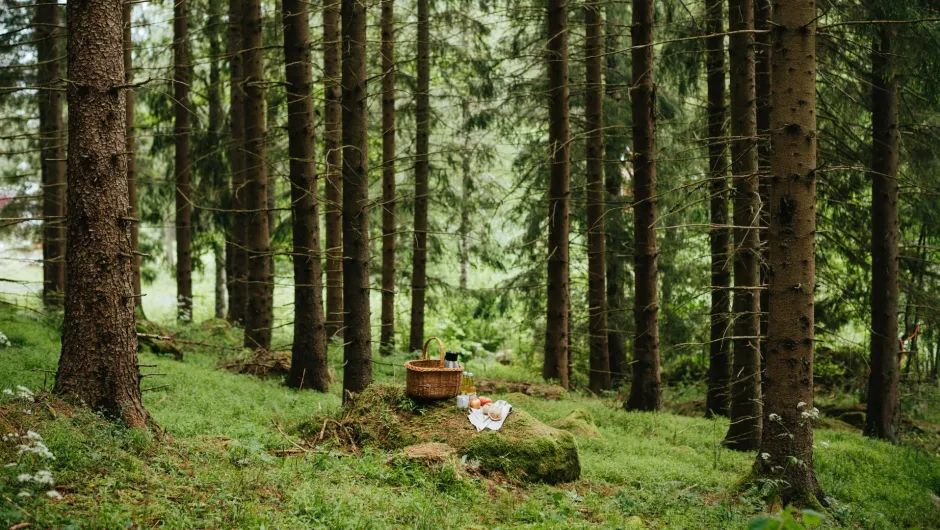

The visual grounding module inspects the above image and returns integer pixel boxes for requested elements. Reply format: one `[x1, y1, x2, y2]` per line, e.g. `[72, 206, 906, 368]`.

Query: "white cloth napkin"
[468, 400, 512, 432]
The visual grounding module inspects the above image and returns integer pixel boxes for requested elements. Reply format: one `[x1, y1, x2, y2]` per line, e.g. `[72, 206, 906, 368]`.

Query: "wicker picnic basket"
[405, 337, 463, 399]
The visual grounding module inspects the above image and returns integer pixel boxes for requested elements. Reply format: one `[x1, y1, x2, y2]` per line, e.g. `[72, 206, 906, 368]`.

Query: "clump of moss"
[551, 409, 600, 439]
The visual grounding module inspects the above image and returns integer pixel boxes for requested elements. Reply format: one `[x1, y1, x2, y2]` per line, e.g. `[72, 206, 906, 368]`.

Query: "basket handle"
[421, 337, 446, 367]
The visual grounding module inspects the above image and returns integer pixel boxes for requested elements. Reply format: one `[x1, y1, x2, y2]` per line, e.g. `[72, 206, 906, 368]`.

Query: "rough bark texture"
[227, 0, 247, 325]
[755, 0, 771, 354]
[242, 0, 272, 350]
[585, 0, 610, 393]
[705, 0, 731, 419]
[626, 0, 661, 411]
[55, 0, 149, 428]
[341, 0, 373, 401]
[725, 0, 762, 451]
[458, 144, 471, 290]
[174, 0, 193, 321]
[380, 0, 397, 354]
[756, 0, 824, 505]
[543, 0, 570, 389]
[323, 0, 344, 340]
[207, 0, 225, 320]
[36, 0, 66, 307]
[409, 0, 431, 352]
[865, 21, 900, 443]
[282, 0, 330, 391]
[604, 5, 629, 384]
[214, 244, 226, 319]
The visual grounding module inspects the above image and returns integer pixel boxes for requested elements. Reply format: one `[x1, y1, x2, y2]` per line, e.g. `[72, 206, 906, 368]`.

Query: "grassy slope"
[0, 307, 938, 529]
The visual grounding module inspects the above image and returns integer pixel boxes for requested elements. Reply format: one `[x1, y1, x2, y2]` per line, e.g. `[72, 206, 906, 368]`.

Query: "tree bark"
[585, 0, 610, 393]
[543, 0, 570, 389]
[724, 0, 762, 450]
[55, 0, 149, 428]
[36, 0, 66, 307]
[458, 135, 471, 291]
[626, 0, 661, 411]
[214, 244, 227, 319]
[380, 0, 397, 354]
[865, 20, 900, 442]
[242, 0, 272, 350]
[756, 0, 825, 505]
[341, 0, 373, 401]
[323, 0, 344, 340]
[604, 3, 628, 385]
[208, 0, 226, 320]
[282, 0, 330, 391]
[409, 0, 431, 352]
[755, 0, 771, 360]
[705, 0, 731, 419]
[174, 0, 193, 321]
[227, 0, 248, 325]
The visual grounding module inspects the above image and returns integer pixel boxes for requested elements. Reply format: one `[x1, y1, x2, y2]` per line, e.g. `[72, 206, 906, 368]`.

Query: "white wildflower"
[46, 490, 62, 500]
[17, 473, 32, 482]
[768, 413, 781, 422]
[0, 331, 10, 348]
[796, 401, 807, 409]
[4, 462, 16, 467]
[25, 430, 41, 441]
[17, 440, 55, 459]
[821, 441, 830, 448]
[2, 433, 16, 442]
[33, 470, 54, 485]
[2, 388, 12, 395]
[16, 490, 31, 499]
[14, 386, 34, 402]
[760, 453, 770, 461]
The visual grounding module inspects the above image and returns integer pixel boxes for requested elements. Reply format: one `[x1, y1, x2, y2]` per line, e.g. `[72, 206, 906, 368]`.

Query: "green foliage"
[748, 507, 825, 530]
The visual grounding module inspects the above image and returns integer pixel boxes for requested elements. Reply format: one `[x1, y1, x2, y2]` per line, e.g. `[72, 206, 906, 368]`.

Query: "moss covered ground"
[0, 305, 938, 528]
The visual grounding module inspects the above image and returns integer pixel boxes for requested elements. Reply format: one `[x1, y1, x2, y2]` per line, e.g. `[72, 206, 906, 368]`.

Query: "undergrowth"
[0, 306, 937, 528]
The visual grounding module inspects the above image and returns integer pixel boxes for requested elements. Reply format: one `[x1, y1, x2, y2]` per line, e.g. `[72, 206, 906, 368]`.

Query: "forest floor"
[0, 305, 938, 529]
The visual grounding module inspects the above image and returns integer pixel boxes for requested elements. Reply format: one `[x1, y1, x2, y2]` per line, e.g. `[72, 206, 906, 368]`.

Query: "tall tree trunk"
[123, 2, 142, 315]
[208, 0, 225, 320]
[380, 0, 397, 354]
[585, 0, 610, 393]
[323, 0, 344, 340]
[626, 0, 661, 410]
[459, 139, 471, 290]
[283, 0, 330, 391]
[227, 0, 248, 325]
[756, 0, 824, 505]
[705, 0, 731, 418]
[242, 0, 272, 350]
[36, 0, 66, 307]
[55, 0, 149, 428]
[604, 3, 628, 385]
[543, 0, 570, 389]
[724, 0, 762, 451]
[755, 0, 771, 361]
[341, 0, 373, 401]
[409, 0, 431, 352]
[214, 244, 227, 319]
[174, 0, 193, 321]
[865, 20, 900, 443]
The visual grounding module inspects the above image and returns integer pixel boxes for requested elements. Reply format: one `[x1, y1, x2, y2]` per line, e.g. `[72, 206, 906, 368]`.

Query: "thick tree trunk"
[227, 0, 247, 325]
[282, 0, 330, 391]
[756, 0, 824, 505]
[865, 21, 900, 442]
[705, 0, 731, 419]
[242, 0, 273, 350]
[174, 0, 193, 321]
[341, 0, 373, 401]
[55, 0, 149, 428]
[409, 0, 431, 352]
[585, 0, 610, 393]
[604, 4, 628, 385]
[543, 0, 570, 389]
[323, 0, 344, 340]
[626, 0, 661, 411]
[755, 0, 771, 358]
[724, 0, 762, 450]
[36, 0, 66, 307]
[123, 2, 143, 317]
[208, 0, 225, 320]
[459, 143, 471, 290]
[380, 0, 397, 354]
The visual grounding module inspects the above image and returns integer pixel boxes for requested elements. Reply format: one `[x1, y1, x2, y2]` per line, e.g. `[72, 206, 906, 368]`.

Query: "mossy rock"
[838, 410, 866, 429]
[334, 384, 581, 484]
[551, 410, 600, 439]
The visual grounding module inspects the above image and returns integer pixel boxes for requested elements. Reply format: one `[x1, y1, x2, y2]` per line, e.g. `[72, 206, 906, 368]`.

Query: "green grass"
[0, 306, 938, 529]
